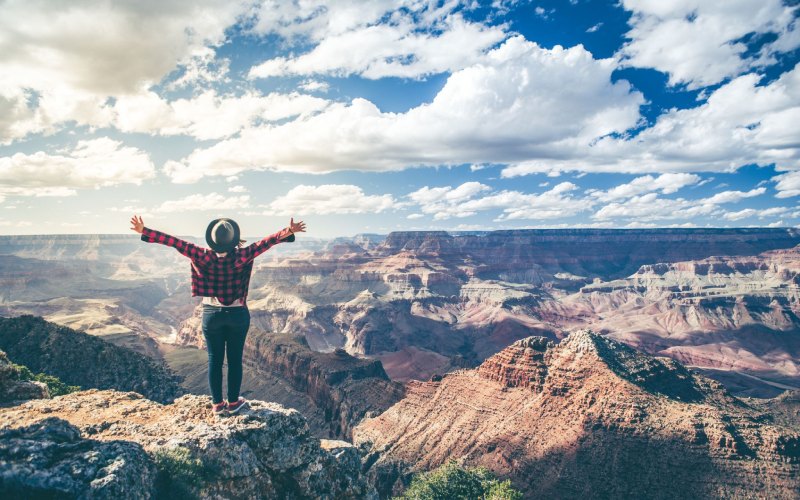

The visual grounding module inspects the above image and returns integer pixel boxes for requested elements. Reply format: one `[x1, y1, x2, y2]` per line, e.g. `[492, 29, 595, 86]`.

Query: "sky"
[0, 0, 799, 238]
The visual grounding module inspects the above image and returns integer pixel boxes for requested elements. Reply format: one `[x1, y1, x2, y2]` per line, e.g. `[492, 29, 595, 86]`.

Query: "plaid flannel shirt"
[141, 227, 295, 306]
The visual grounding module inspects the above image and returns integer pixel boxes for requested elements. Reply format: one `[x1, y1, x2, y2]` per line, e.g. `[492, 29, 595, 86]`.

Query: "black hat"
[205, 218, 240, 253]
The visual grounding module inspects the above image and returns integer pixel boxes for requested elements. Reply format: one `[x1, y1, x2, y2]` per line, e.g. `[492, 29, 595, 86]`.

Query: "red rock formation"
[354, 331, 800, 498]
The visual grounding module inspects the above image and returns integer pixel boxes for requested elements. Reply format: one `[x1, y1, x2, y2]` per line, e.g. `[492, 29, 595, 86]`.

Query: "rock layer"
[354, 331, 800, 498]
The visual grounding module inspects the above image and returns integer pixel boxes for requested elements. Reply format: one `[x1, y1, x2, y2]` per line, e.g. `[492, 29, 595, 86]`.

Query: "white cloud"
[249, 14, 507, 80]
[410, 182, 491, 204]
[113, 90, 329, 140]
[594, 193, 711, 220]
[247, 0, 401, 42]
[262, 184, 396, 215]
[593, 188, 766, 221]
[111, 205, 152, 217]
[168, 37, 644, 181]
[408, 182, 492, 219]
[723, 208, 758, 221]
[624, 221, 657, 228]
[703, 187, 765, 204]
[489, 182, 594, 221]
[248, 1, 509, 80]
[586, 22, 603, 33]
[534, 6, 555, 19]
[407, 213, 424, 219]
[228, 185, 248, 193]
[0, 0, 243, 94]
[0, 138, 155, 199]
[773, 171, 800, 198]
[619, 0, 800, 88]
[502, 65, 800, 176]
[723, 206, 791, 221]
[2, 88, 331, 144]
[298, 80, 330, 93]
[166, 47, 231, 90]
[0, 0, 249, 143]
[407, 181, 593, 221]
[155, 193, 250, 213]
[589, 173, 700, 202]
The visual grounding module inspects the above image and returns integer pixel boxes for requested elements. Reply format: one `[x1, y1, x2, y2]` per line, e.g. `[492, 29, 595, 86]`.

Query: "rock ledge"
[0, 390, 376, 499]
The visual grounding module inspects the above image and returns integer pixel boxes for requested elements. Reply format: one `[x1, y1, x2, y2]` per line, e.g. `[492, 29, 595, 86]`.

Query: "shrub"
[398, 460, 522, 500]
[10, 362, 80, 396]
[485, 479, 523, 500]
[153, 447, 207, 499]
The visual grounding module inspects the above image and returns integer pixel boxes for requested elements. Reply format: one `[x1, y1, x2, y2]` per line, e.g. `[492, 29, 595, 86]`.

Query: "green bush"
[153, 447, 207, 499]
[398, 460, 522, 500]
[10, 363, 80, 396]
[485, 480, 524, 500]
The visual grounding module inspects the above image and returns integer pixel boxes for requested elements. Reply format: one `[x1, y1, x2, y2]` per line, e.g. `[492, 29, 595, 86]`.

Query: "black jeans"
[202, 304, 250, 404]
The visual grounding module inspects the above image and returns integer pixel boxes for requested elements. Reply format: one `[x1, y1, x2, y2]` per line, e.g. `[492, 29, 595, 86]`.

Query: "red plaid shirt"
[141, 227, 294, 306]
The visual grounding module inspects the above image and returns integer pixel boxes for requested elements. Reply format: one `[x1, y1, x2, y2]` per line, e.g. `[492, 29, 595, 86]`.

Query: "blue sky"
[0, 0, 798, 237]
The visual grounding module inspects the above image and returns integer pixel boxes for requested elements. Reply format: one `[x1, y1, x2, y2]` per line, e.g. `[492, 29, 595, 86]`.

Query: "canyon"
[353, 331, 800, 498]
[2, 229, 800, 497]
[2, 228, 800, 400]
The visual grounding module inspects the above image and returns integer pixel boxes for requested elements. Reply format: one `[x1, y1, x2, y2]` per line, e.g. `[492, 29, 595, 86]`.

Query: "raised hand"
[130, 215, 144, 234]
[289, 218, 307, 234]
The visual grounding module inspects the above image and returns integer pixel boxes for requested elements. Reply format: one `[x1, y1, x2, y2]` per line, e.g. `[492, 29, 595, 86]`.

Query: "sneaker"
[212, 400, 228, 415]
[227, 397, 248, 414]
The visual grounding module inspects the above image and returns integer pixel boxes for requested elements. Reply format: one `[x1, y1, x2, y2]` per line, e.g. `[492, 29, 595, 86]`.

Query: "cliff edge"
[0, 390, 376, 499]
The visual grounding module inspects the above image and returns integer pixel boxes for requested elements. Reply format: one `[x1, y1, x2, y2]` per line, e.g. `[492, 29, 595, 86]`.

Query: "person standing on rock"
[130, 215, 306, 415]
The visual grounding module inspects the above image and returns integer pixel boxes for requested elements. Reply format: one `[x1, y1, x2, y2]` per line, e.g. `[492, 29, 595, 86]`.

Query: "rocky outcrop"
[0, 417, 155, 499]
[0, 316, 183, 403]
[755, 390, 800, 430]
[0, 350, 48, 403]
[0, 390, 376, 499]
[475, 336, 552, 391]
[354, 330, 800, 498]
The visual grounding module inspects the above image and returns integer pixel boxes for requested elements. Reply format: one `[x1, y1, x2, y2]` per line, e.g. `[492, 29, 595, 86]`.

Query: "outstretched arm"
[131, 215, 209, 262]
[236, 218, 307, 265]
